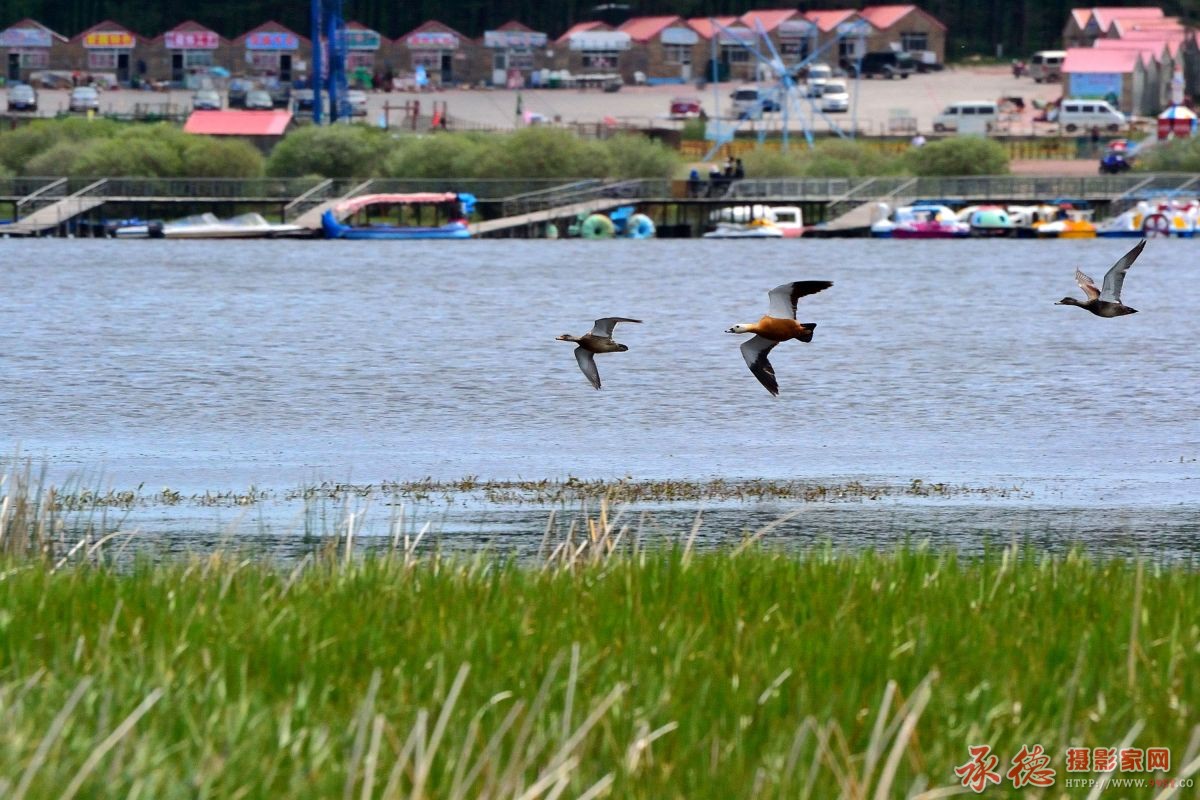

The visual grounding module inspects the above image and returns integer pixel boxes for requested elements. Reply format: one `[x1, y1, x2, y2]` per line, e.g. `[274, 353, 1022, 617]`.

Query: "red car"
[669, 96, 704, 119]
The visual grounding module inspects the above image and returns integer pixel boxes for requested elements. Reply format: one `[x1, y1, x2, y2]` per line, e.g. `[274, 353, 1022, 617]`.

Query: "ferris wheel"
[702, 17, 868, 159]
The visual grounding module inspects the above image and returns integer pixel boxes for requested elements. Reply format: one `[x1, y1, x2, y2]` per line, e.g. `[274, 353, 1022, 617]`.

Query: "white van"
[1030, 50, 1066, 83]
[1058, 99, 1126, 132]
[932, 101, 1000, 134]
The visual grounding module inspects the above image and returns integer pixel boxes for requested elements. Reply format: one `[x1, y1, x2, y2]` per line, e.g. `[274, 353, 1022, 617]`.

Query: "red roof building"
[859, 5, 947, 65]
[618, 16, 701, 83]
[184, 109, 293, 136]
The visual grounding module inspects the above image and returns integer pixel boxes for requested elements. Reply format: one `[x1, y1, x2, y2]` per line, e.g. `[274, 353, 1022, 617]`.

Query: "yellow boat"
[1035, 209, 1096, 239]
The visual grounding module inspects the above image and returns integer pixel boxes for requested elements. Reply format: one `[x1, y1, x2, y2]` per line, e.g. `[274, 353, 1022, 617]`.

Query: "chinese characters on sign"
[83, 32, 134, 48]
[957, 745, 1172, 791]
[246, 32, 299, 50]
[165, 31, 219, 50]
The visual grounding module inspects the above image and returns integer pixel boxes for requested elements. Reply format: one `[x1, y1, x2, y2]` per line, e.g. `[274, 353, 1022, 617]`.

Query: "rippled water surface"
[2, 238, 1197, 555]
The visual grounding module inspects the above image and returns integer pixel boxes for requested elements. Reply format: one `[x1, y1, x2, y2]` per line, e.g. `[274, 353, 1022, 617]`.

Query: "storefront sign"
[407, 32, 459, 49]
[484, 30, 548, 49]
[715, 26, 755, 45]
[84, 31, 135, 48]
[165, 31, 219, 49]
[0, 27, 52, 48]
[246, 32, 299, 50]
[568, 31, 631, 51]
[778, 20, 817, 38]
[342, 29, 381, 50]
[1069, 72, 1122, 102]
[661, 27, 698, 46]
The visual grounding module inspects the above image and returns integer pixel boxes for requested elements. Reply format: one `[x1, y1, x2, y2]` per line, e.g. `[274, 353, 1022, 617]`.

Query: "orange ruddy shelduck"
[556, 317, 642, 389]
[726, 280, 833, 396]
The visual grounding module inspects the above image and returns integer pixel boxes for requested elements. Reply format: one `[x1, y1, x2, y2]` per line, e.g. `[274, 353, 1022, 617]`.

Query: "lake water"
[2, 238, 1197, 557]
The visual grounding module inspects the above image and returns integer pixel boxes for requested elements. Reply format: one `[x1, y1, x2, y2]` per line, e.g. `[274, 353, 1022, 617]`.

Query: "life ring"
[625, 213, 655, 239]
[1142, 213, 1171, 238]
[579, 213, 615, 239]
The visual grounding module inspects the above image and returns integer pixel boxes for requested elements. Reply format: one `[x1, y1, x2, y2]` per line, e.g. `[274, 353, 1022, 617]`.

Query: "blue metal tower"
[311, 0, 351, 123]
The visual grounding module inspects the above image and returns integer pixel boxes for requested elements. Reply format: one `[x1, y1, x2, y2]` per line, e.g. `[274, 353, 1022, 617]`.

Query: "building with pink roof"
[479, 21, 549, 87]
[1062, 46, 1149, 114]
[688, 16, 759, 81]
[1063, 7, 1165, 47]
[234, 21, 309, 85]
[397, 20, 476, 86]
[553, 21, 631, 77]
[859, 5, 947, 66]
[617, 16, 701, 83]
[0, 18, 69, 83]
[740, 9, 818, 65]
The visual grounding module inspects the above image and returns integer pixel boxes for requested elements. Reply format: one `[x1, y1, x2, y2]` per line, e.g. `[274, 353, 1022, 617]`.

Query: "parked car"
[1058, 99, 1125, 133]
[669, 96, 704, 119]
[731, 86, 780, 119]
[269, 85, 292, 108]
[227, 79, 249, 108]
[932, 101, 1000, 134]
[6, 83, 37, 112]
[820, 80, 850, 113]
[68, 86, 100, 113]
[244, 89, 274, 110]
[844, 51, 914, 79]
[191, 89, 221, 110]
[293, 88, 314, 113]
[347, 89, 368, 117]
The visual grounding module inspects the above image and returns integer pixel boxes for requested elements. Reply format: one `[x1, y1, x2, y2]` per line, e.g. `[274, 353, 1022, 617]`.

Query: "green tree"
[265, 124, 395, 178]
[905, 135, 1009, 176]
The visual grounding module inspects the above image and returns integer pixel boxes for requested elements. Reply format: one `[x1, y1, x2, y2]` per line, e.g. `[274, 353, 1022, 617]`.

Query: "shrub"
[478, 127, 611, 179]
[906, 135, 1009, 176]
[180, 136, 265, 178]
[23, 141, 83, 177]
[737, 148, 810, 178]
[0, 118, 121, 174]
[265, 124, 394, 177]
[680, 118, 706, 141]
[737, 139, 907, 178]
[1133, 136, 1200, 172]
[382, 133, 493, 178]
[601, 134, 681, 179]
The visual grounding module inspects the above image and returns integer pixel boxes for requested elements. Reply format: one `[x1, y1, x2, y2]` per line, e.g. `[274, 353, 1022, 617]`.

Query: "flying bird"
[1056, 240, 1145, 317]
[556, 317, 641, 389]
[726, 280, 832, 396]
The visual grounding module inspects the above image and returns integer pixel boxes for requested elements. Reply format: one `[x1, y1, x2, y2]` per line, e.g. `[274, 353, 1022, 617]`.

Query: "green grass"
[2, 508, 1199, 798]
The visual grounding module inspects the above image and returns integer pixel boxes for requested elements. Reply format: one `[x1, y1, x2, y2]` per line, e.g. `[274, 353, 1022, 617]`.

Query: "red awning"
[183, 110, 292, 136]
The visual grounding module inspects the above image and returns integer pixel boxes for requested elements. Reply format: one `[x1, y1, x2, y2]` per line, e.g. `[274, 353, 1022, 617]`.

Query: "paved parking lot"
[3, 66, 1068, 136]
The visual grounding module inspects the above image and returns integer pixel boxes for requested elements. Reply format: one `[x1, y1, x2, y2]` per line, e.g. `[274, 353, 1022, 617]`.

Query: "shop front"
[243, 27, 302, 83]
[0, 20, 61, 83]
[484, 28, 547, 87]
[567, 31, 631, 74]
[405, 30, 462, 86]
[342, 24, 382, 81]
[80, 24, 137, 85]
[164, 26, 221, 87]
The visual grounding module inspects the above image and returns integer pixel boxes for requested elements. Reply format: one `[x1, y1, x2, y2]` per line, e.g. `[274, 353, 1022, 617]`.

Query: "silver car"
[244, 89, 274, 110]
[192, 89, 221, 110]
[69, 86, 100, 113]
[820, 80, 850, 113]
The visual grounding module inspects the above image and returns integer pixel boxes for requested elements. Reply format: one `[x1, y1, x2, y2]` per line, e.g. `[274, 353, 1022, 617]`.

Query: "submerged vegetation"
[2, 467, 1200, 797]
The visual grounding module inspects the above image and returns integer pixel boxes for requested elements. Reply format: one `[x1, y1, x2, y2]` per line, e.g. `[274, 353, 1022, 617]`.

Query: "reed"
[1, 497, 1199, 798]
